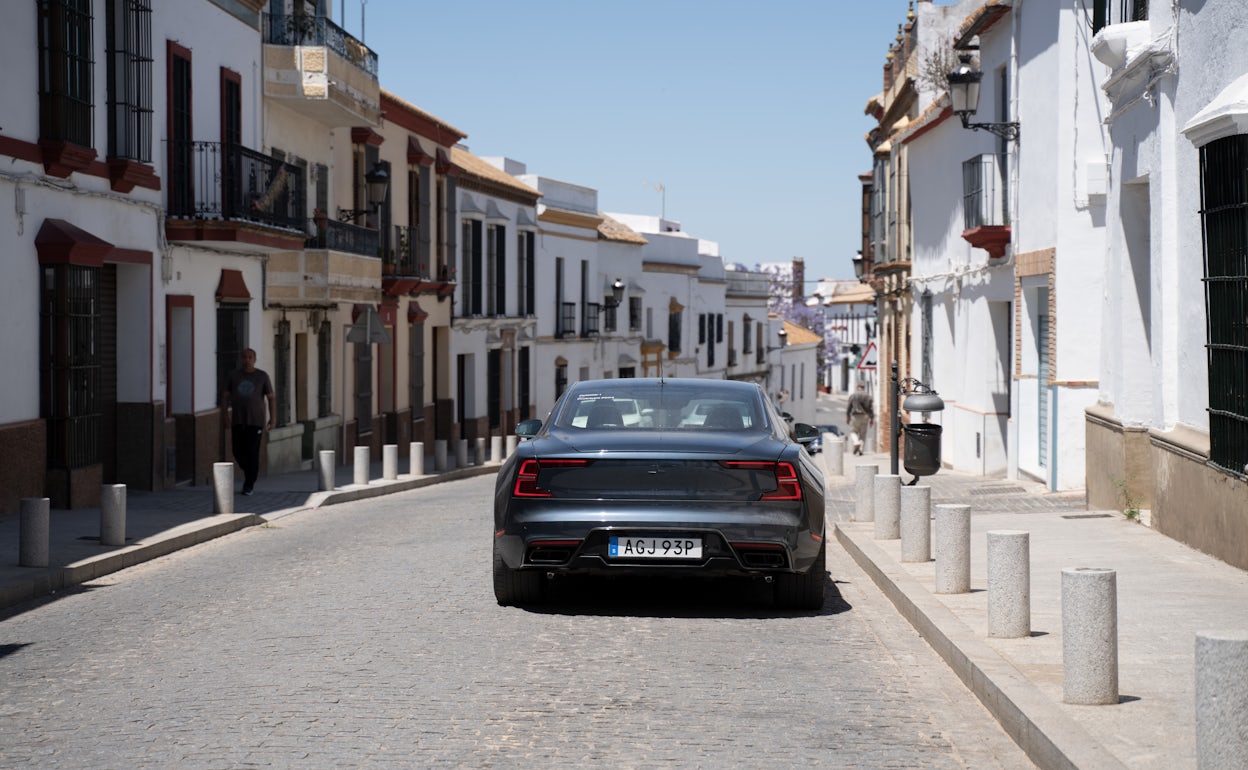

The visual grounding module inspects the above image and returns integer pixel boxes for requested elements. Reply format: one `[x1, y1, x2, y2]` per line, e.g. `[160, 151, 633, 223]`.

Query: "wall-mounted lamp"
[947, 53, 1020, 142]
[852, 251, 866, 282]
[605, 278, 625, 308]
[338, 162, 390, 222]
[768, 327, 789, 352]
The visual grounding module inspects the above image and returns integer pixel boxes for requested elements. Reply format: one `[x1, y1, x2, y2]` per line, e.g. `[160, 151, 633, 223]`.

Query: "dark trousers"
[231, 424, 263, 490]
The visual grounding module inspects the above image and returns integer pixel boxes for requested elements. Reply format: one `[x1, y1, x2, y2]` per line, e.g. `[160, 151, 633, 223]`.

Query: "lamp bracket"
[958, 114, 1020, 142]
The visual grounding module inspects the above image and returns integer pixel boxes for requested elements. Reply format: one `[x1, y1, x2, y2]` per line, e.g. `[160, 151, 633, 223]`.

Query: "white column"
[1196, 632, 1248, 769]
[474, 437, 486, 466]
[18, 497, 50, 568]
[853, 464, 877, 522]
[1062, 567, 1118, 705]
[899, 485, 931, 562]
[433, 440, 447, 471]
[409, 442, 424, 476]
[100, 483, 127, 546]
[212, 462, 234, 514]
[317, 450, 336, 491]
[873, 474, 901, 539]
[456, 439, 469, 468]
[505, 435, 518, 459]
[934, 503, 971, 594]
[490, 436, 503, 465]
[353, 446, 370, 485]
[823, 434, 844, 477]
[382, 444, 398, 480]
[987, 530, 1030, 638]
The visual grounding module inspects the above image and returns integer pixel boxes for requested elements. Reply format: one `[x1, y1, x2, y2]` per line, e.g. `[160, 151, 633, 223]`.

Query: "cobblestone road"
[0, 476, 1033, 768]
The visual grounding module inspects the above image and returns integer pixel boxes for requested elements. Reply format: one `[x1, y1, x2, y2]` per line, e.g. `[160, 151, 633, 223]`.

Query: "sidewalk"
[827, 450, 1248, 770]
[0, 456, 498, 612]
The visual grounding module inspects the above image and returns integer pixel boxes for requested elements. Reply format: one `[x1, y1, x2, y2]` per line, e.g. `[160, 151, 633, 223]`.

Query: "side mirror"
[792, 422, 819, 444]
[515, 419, 543, 439]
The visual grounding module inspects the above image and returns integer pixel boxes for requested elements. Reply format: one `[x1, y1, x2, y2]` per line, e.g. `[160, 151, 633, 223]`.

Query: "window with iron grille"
[669, 309, 683, 353]
[105, 0, 152, 162]
[216, 304, 248, 404]
[1199, 134, 1248, 476]
[716, 314, 724, 343]
[518, 346, 531, 420]
[275, 318, 291, 426]
[517, 231, 535, 315]
[318, 318, 332, 418]
[41, 264, 100, 468]
[628, 296, 642, 331]
[355, 341, 372, 436]
[743, 316, 753, 353]
[1092, 0, 1147, 33]
[603, 300, 617, 332]
[167, 47, 193, 216]
[461, 219, 483, 316]
[707, 327, 715, 368]
[555, 363, 567, 400]
[487, 349, 501, 429]
[38, 0, 94, 148]
[486, 224, 505, 316]
[698, 313, 707, 344]
[756, 324, 764, 365]
[409, 321, 424, 421]
[582, 303, 601, 337]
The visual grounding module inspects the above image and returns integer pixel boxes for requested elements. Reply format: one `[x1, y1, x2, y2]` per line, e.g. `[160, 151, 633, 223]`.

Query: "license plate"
[608, 536, 702, 559]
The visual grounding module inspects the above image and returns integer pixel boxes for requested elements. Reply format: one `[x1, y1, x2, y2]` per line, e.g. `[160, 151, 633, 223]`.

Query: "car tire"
[774, 540, 826, 611]
[493, 542, 545, 606]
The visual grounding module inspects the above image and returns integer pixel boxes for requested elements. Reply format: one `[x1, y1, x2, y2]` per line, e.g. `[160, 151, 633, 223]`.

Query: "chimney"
[791, 257, 805, 302]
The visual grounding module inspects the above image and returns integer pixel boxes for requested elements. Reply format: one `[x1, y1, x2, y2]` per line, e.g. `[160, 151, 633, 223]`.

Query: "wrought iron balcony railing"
[384, 225, 430, 279]
[166, 140, 306, 231]
[306, 217, 379, 258]
[263, 12, 378, 78]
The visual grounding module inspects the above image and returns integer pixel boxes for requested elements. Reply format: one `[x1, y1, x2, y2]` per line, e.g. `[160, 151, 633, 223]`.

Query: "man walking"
[846, 381, 874, 456]
[222, 348, 276, 495]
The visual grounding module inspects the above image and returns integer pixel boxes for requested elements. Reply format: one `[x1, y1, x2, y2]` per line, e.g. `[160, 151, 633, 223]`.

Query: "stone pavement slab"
[826, 452, 1248, 770]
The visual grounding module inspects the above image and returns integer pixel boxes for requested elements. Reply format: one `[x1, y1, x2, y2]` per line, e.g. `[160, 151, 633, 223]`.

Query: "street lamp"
[606, 278, 625, 307]
[947, 53, 1020, 142]
[338, 162, 391, 222]
[852, 251, 866, 282]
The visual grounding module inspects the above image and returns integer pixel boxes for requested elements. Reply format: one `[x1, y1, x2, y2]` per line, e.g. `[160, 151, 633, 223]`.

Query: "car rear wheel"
[493, 541, 545, 606]
[774, 541, 826, 611]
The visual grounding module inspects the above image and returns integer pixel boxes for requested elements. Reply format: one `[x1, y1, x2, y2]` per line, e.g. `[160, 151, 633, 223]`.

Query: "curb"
[834, 522, 1128, 770]
[1, 464, 500, 612]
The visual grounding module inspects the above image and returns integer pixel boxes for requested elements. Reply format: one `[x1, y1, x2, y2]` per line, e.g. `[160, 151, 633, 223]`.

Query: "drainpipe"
[1006, 0, 1026, 482]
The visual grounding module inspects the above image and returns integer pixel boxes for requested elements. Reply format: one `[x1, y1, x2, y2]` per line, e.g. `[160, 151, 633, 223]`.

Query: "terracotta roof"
[783, 320, 823, 345]
[899, 93, 954, 145]
[822, 283, 877, 305]
[597, 213, 648, 245]
[450, 147, 542, 201]
[380, 90, 467, 144]
[955, 2, 1012, 49]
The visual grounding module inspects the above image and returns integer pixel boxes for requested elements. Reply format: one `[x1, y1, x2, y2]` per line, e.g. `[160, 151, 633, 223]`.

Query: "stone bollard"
[1196, 632, 1248, 769]
[900, 485, 932, 562]
[382, 444, 398, 480]
[854, 464, 878, 522]
[505, 435, 518, 459]
[1062, 567, 1118, 705]
[18, 497, 50, 568]
[873, 474, 901, 540]
[474, 437, 486, 466]
[410, 441, 424, 476]
[490, 436, 503, 465]
[987, 530, 1031, 638]
[934, 504, 971, 594]
[434, 439, 447, 471]
[353, 446, 370, 485]
[213, 462, 234, 514]
[456, 439, 469, 469]
[823, 434, 844, 477]
[317, 450, 335, 491]
[100, 483, 127, 546]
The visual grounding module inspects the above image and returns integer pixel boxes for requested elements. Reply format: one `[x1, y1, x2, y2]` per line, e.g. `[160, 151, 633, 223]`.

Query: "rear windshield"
[554, 385, 766, 431]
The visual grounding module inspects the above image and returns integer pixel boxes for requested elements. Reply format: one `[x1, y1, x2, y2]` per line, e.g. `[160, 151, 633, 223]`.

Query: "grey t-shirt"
[225, 369, 273, 427]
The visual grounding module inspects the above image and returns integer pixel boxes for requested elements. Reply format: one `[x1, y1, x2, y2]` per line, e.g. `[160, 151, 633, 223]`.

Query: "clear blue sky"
[345, 0, 916, 282]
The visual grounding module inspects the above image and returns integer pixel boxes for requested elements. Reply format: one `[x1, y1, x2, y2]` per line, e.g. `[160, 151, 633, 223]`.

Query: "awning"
[216, 269, 252, 302]
[1183, 72, 1248, 147]
[35, 219, 113, 266]
[618, 354, 638, 366]
[347, 304, 392, 344]
[460, 193, 485, 218]
[485, 200, 509, 224]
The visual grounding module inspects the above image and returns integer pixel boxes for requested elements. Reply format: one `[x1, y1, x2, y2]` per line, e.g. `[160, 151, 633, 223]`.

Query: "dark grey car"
[492, 378, 827, 609]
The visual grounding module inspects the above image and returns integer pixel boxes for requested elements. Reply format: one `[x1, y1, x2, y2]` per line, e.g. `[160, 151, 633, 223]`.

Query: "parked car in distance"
[496, 378, 827, 610]
[806, 424, 842, 455]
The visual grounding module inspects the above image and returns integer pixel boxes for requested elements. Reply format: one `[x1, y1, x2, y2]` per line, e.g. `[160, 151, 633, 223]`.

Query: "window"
[106, 0, 152, 162]
[517, 231, 535, 315]
[698, 313, 707, 345]
[716, 314, 724, 343]
[461, 219, 482, 315]
[487, 349, 501, 430]
[167, 44, 193, 216]
[275, 318, 290, 427]
[555, 363, 568, 400]
[41, 264, 100, 468]
[410, 321, 424, 421]
[216, 304, 248, 403]
[628, 296, 642, 331]
[582, 303, 601, 337]
[603, 299, 617, 333]
[669, 308, 683, 353]
[38, 0, 94, 148]
[1198, 134, 1248, 475]
[487, 224, 505, 316]
[743, 316, 753, 354]
[518, 347, 530, 421]
[1092, 0, 1147, 33]
[355, 341, 372, 436]
[318, 318, 332, 417]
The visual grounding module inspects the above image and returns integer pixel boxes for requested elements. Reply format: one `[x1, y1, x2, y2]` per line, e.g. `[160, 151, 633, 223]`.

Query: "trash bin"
[903, 422, 943, 476]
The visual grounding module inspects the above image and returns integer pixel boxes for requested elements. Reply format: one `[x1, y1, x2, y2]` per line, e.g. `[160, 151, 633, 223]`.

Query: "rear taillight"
[513, 458, 593, 498]
[719, 461, 802, 501]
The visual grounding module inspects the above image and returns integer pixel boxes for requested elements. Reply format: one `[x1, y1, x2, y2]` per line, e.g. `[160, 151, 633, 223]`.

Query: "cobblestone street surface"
[0, 475, 1033, 769]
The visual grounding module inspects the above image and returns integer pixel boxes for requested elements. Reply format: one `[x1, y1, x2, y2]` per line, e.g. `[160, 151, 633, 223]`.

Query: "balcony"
[962, 153, 1011, 259]
[164, 140, 308, 253]
[725, 269, 770, 299]
[268, 217, 380, 307]
[262, 13, 381, 127]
